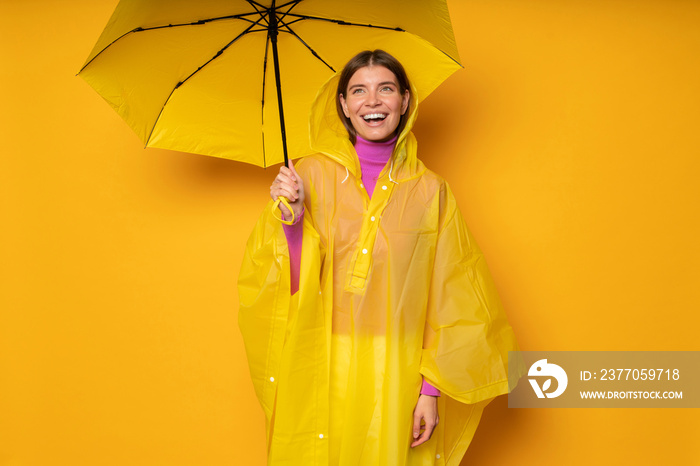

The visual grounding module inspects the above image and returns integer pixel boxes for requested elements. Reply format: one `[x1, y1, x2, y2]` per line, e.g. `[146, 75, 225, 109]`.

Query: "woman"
[239, 50, 520, 465]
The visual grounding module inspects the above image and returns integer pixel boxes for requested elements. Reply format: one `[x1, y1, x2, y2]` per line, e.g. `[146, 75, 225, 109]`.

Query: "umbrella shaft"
[268, 5, 289, 168]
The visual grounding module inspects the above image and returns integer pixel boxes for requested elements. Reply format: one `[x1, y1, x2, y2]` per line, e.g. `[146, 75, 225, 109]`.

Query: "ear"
[401, 90, 410, 115]
[339, 94, 350, 118]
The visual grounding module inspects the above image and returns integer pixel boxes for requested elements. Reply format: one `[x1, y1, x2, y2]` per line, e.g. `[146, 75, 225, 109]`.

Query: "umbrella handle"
[271, 196, 296, 225]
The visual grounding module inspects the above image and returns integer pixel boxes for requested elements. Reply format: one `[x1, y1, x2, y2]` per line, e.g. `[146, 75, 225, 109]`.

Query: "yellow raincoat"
[238, 74, 521, 465]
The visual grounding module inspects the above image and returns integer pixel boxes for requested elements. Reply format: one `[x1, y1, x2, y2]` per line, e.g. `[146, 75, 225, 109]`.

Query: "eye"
[352, 88, 365, 94]
[381, 86, 395, 92]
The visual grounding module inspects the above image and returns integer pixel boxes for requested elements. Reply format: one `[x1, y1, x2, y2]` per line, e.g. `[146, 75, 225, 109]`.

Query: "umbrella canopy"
[79, 0, 462, 167]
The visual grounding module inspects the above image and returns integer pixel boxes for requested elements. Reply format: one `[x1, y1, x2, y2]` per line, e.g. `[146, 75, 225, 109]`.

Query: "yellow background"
[1, 0, 698, 465]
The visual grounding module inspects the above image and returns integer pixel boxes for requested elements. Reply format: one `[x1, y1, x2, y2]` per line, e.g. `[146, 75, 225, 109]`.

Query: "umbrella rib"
[279, 13, 463, 68]
[260, 32, 271, 168]
[278, 21, 335, 72]
[245, 0, 271, 27]
[133, 13, 262, 30]
[276, 0, 304, 23]
[144, 20, 264, 147]
[246, 0, 269, 12]
[78, 12, 264, 73]
[281, 13, 405, 32]
[281, 17, 304, 27]
[276, 0, 304, 11]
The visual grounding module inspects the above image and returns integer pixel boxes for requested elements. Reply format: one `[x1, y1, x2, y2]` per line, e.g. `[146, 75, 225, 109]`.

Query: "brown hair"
[336, 50, 412, 144]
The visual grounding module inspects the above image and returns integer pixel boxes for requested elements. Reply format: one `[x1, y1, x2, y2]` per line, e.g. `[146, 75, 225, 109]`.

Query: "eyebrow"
[348, 81, 397, 91]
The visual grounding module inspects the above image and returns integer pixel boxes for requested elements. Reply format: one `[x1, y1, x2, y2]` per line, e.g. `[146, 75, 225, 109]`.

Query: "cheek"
[350, 103, 364, 119]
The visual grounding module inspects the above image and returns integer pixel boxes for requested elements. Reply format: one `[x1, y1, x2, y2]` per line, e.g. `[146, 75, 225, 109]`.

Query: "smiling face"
[339, 65, 410, 143]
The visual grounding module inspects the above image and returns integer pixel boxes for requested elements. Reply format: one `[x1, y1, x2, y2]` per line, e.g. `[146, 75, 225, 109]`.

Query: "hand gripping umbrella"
[79, 0, 462, 170]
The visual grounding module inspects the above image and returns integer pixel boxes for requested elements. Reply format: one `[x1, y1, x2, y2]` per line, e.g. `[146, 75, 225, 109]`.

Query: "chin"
[358, 129, 396, 142]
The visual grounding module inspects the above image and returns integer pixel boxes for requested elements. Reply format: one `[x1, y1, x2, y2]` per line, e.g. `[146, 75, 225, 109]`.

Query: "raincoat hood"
[309, 72, 421, 182]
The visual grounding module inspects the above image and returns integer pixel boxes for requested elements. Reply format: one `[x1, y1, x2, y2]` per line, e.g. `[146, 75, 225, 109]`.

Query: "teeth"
[363, 113, 387, 121]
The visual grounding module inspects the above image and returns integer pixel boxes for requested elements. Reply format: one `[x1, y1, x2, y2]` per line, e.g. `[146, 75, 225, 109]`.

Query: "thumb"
[288, 158, 299, 179]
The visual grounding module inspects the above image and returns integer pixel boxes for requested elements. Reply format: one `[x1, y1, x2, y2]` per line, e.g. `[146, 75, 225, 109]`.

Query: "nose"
[366, 89, 380, 106]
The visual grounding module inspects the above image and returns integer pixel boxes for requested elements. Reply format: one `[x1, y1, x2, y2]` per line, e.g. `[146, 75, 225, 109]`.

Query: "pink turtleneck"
[353, 134, 397, 197]
[281, 134, 440, 397]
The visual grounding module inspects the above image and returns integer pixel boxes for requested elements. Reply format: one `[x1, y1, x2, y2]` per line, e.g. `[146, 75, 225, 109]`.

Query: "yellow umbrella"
[78, 0, 462, 168]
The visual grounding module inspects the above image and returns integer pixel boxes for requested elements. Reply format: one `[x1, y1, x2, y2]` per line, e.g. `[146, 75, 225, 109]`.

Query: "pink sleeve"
[282, 207, 304, 295]
[420, 376, 441, 397]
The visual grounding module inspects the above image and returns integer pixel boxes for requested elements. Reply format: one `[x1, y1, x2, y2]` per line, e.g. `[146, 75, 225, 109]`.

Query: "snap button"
[436, 453, 441, 459]
[319, 434, 324, 439]
[362, 248, 368, 254]
[382, 185, 387, 190]
[370, 216, 375, 221]
[269, 377, 275, 382]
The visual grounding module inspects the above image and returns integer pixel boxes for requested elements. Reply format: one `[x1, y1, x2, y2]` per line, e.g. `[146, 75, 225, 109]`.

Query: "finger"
[274, 187, 298, 203]
[288, 159, 299, 180]
[275, 176, 297, 190]
[423, 421, 436, 440]
[272, 181, 299, 195]
[412, 413, 423, 440]
[280, 165, 296, 182]
[279, 166, 293, 178]
[277, 184, 299, 201]
[276, 164, 296, 181]
[410, 422, 435, 448]
[275, 172, 298, 189]
[275, 174, 299, 192]
[410, 428, 429, 447]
